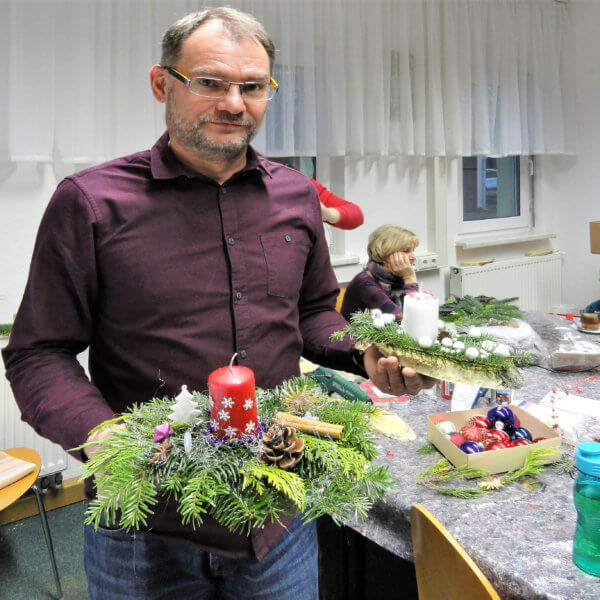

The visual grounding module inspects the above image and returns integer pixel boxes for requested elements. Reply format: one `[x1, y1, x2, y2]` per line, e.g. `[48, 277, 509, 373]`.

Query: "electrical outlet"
[414, 253, 439, 271]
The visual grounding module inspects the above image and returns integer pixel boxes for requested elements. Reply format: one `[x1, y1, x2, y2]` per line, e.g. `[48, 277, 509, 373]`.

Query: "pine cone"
[259, 424, 305, 469]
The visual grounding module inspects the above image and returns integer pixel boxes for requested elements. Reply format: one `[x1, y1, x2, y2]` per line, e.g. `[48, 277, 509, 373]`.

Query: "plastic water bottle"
[573, 441, 600, 576]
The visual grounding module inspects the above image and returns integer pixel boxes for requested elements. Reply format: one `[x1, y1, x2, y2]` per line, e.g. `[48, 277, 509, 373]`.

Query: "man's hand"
[363, 345, 436, 396]
[84, 423, 126, 459]
[384, 251, 416, 283]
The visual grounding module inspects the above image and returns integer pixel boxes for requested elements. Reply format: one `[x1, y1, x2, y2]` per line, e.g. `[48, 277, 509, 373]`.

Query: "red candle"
[208, 360, 258, 440]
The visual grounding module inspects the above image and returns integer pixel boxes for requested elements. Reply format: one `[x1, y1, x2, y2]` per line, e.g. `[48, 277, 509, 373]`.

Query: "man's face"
[164, 20, 270, 161]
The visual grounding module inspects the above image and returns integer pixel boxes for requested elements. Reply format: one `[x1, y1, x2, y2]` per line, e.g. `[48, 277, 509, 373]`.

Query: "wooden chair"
[335, 287, 346, 313]
[410, 504, 500, 600]
[0, 447, 63, 599]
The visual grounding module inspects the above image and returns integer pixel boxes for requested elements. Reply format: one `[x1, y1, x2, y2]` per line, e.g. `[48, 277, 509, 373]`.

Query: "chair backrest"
[410, 504, 501, 600]
[335, 287, 346, 313]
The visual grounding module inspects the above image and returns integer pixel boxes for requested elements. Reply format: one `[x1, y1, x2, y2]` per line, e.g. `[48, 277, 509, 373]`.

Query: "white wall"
[2, 0, 600, 324]
[0, 163, 61, 323]
[535, 0, 600, 311]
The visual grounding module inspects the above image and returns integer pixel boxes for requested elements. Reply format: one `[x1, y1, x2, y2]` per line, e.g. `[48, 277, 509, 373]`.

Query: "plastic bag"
[524, 312, 600, 371]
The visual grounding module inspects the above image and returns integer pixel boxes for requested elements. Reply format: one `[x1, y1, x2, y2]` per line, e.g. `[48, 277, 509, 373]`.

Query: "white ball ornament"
[371, 309, 383, 319]
[441, 337, 454, 347]
[436, 420, 456, 435]
[494, 343, 510, 357]
[465, 347, 479, 360]
[453, 340, 465, 351]
[438, 320, 445, 329]
[468, 326, 482, 338]
[482, 340, 496, 352]
[382, 313, 396, 324]
[418, 336, 433, 348]
[372, 317, 386, 329]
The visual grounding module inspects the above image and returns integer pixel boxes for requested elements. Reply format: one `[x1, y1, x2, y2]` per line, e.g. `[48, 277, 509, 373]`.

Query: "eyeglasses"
[164, 66, 279, 102]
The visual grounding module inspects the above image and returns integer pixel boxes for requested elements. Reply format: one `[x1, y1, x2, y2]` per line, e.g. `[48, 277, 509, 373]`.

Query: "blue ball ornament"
[510, 426, 532, 441]
[460, 441, 484, 454]
[487, 406, 515, 427]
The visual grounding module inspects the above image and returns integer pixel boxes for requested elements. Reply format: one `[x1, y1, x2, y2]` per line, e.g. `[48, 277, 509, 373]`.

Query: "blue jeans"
[84, 515, 318, 599]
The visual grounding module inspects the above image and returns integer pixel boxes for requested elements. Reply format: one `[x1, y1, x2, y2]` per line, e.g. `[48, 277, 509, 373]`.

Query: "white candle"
[402, 291, 439, 342]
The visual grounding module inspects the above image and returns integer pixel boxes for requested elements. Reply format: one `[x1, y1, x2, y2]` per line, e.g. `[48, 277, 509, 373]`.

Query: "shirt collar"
[150, 131, 273, 181]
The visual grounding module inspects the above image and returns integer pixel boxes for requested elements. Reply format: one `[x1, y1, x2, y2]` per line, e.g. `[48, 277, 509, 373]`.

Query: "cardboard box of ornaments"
[427, 406, 561, 473]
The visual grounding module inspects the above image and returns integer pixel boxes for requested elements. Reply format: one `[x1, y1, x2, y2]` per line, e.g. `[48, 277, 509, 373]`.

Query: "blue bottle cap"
[575, 441, 600, 477]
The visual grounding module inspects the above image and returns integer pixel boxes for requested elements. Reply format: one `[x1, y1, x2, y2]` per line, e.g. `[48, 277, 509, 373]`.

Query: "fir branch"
[417, 458, 452, 481]
[502, 447, 557, 485]
[416, 442, 439, 455]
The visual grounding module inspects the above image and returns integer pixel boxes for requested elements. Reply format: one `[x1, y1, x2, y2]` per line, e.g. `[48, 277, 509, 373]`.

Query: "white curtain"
[1, 0, 575, 162]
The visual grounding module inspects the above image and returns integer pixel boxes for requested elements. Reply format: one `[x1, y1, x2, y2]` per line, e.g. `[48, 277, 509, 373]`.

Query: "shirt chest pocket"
[260, 232, 311, 299]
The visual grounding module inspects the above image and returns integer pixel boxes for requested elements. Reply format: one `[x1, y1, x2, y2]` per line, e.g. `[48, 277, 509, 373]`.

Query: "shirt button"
[220, 186, 227, 194]
[239, 350, 247, 359]
[284, 235, 291, 242]
[228, 237, 235, 245]
[235, 291, 243, 300]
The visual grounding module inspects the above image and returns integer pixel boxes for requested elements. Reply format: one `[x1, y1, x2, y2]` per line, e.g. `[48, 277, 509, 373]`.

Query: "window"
[268, 156, 316, 179]
[459, 156, 531, 234]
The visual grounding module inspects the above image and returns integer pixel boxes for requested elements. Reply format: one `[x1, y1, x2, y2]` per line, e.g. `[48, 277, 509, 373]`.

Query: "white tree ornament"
[168, 385, 202, 424]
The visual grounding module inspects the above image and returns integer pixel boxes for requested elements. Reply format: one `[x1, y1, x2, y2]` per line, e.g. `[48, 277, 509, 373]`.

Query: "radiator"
[449, 252, 564, 312]
[1, 340, 68, 478]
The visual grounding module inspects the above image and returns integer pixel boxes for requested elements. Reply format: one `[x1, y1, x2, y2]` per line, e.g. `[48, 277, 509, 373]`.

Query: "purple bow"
[153, 422, 174, 443]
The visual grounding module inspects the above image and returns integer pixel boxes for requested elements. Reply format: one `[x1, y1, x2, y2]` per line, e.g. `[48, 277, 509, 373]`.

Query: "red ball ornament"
[469, 415, 489, 429]
[460, 425, 484, 443]
[509, 438, 532, 447]
[449, 433, 466, 447]
[486, 441, 509, 451]
[533, 437, 547, 443]
[484, 429, 510, 443]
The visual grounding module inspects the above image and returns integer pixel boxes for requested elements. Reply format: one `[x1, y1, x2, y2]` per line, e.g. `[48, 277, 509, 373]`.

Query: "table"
[342, 367, 600, 600]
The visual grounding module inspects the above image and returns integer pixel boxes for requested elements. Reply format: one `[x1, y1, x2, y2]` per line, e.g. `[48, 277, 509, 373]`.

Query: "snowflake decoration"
[210, 420, 220, 430]
[243, 398, 254, 410]
[222, 397, 234, 408]
[477, 477, 505, 490]
[225, 426, 238, 439]
[245, 421, 256, 434]
[218, 409, 230, 421]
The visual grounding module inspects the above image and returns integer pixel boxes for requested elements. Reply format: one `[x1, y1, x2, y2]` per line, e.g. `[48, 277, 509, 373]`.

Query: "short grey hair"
[160, 7, 276, 74]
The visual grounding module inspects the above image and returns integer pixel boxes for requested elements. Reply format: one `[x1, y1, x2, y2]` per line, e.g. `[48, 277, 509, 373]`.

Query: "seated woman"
[341, 225, 418, 322]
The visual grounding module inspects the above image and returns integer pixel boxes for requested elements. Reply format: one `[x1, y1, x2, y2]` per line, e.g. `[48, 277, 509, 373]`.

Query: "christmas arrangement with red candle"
[208, 355, 259, 440]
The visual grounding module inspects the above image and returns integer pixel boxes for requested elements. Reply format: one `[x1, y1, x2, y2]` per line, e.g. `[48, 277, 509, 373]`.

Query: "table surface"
[344, 366, 600, 600]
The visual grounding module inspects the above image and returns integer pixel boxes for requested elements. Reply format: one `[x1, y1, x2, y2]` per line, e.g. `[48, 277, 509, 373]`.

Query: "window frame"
[457, 155, 532, 235]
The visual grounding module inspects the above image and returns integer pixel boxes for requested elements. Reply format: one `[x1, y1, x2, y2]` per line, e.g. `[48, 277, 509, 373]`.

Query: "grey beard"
[167, 108, 258, 161]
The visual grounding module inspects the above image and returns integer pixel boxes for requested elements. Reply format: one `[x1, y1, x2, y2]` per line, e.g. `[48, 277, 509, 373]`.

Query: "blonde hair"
[367, 225, 418, 263]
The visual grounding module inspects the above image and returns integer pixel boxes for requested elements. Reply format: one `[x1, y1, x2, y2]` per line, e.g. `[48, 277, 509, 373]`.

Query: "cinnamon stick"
[274, 412, 343, 439]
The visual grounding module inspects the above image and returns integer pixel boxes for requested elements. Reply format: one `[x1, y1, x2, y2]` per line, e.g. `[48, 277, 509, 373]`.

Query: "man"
[3, 8, 433, 599]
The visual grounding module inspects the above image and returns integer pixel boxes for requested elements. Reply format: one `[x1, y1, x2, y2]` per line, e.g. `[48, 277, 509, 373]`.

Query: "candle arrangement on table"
[401, 290, 440, 342]
[208, 355, 259, 440]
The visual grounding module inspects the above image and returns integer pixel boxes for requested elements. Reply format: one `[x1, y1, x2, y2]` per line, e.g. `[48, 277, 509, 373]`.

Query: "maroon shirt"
[3, 132, 358, 558]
